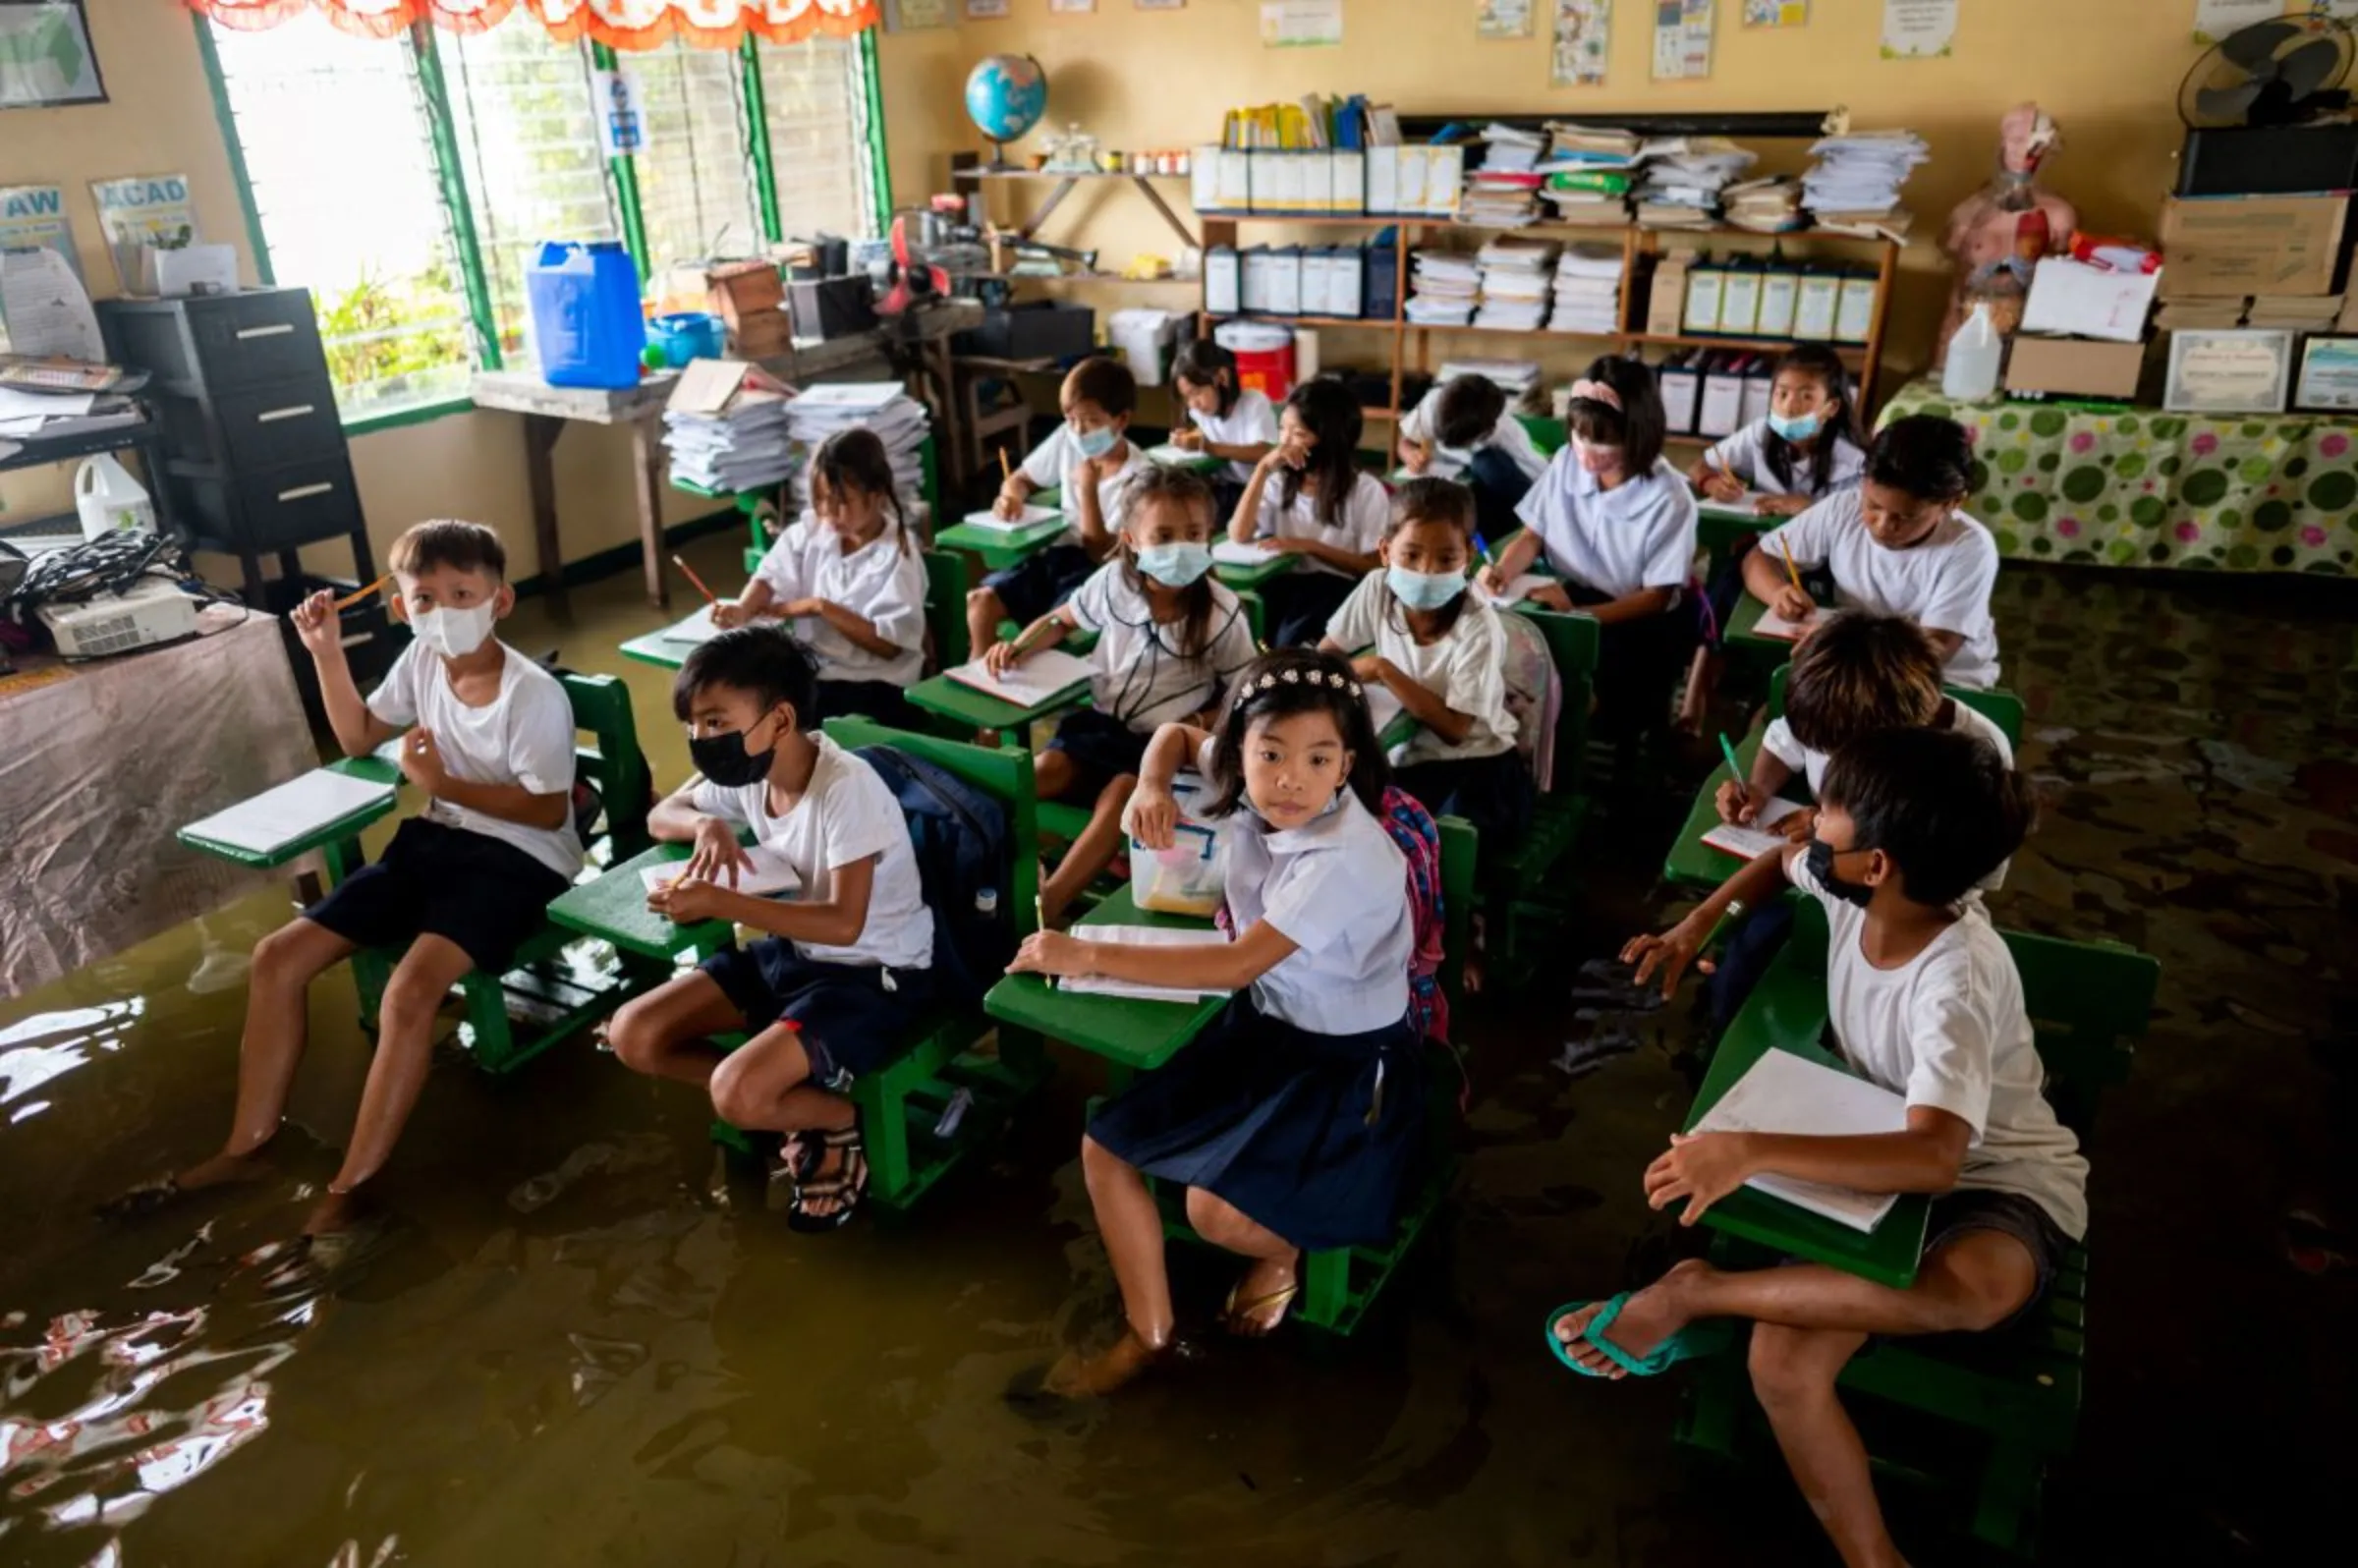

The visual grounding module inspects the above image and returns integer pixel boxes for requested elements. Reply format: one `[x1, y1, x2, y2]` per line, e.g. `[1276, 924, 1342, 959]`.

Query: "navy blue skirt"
[1087, 994, 1426, 1252]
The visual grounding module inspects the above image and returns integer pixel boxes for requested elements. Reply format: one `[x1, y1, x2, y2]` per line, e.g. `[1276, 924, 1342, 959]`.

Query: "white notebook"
[1055, 924, 1232, 1004]
[1699, 490, 1778, 520]
[657, 603, 724, 645]
[640, 846, 801, 900]
[1702, 797, 1806, 860]
[944, 647, 1095, 708]
[1753, 605, 1820, 642]
[962, 505, 1060, 532]
[1475, 572, 1551, 607]
[1211, 538, 1280, 567]
[183, 768, 396, 856]
[1691, 1048, 1910, 1232]
[1144, 443, 1211, 467]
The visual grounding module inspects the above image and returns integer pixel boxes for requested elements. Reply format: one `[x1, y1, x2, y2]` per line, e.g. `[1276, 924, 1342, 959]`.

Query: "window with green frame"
[198, 12, 887, 433]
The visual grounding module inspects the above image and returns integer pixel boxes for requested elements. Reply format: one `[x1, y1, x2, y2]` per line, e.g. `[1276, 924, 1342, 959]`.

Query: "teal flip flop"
[1544, 1293, 1730, 1377]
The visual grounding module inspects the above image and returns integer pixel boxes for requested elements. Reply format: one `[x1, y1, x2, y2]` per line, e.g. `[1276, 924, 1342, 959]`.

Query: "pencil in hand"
[1777, 537, 1804, 594]
[333, 574, 392, 611]
[671, 553, 720, 606]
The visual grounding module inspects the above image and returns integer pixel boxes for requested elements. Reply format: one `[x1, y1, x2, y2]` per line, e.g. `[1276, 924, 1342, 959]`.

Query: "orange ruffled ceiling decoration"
[182, 1, 880, 51]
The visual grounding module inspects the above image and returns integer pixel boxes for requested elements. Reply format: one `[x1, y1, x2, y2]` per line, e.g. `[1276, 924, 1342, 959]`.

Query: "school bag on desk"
[856, 746, 1013, 1008]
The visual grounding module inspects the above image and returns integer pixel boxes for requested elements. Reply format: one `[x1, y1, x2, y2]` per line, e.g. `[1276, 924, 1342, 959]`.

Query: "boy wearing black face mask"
[1551, 728, 2075, 1568]
[604, 628, 934, 1231]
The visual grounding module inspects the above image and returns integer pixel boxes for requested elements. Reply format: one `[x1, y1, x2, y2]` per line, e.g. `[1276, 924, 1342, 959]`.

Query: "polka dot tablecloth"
[1879, 379, 2358, 575]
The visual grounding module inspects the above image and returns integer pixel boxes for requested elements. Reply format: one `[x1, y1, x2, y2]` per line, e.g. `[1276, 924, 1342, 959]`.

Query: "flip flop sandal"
[1222, 1278, 1301, 1336]
[1544, 1293, 1732, 1378]
[771, 1131, 824, 1186]
[786, 1128, 869, 1234]
[95, 1176, 181, 1220]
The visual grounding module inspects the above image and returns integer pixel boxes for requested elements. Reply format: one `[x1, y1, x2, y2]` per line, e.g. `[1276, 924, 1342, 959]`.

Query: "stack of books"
[1435, 359, 1544, 409]
[782, 382, 930, 507]
[1632, 138, 1756, 229]
[1549, 246, 1626, 335]
[1406, 252, 1482, 326]
[1803, 130, 1929, 242]
[1724, 177, 1805, 234]
[664, 389, 795, 493]
[1474, 236, 1557, 331]
[1460, 124, 1547, 227]
[2246, 295, 2341, 332]
[1536, 123, 1640, 225]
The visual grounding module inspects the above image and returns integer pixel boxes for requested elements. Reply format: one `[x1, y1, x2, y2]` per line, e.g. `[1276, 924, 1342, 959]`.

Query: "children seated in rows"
[1168, 339, 1277, 517]
[1230, 378, 1391, 646]
[606, 628, 935, 1230]
[1010, 649, 1424, 1394]
[982, 467, 1260, 924]
[1320, 476, 1532, 847]
[138, 522, 579, 1227]
[1484, 355, 1700, 738]
[1397, 371, 1550, 543]
[970, 357, 1151, 657]
[714, 426, 926, 727]
[1744, 414, 2001, 690]
[1556, 727, 2071, 1568]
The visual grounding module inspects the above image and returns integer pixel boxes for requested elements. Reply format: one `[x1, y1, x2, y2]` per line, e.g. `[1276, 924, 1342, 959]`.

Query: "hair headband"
[1569, 377, 1623, 413]
[1246, 666, 1363, 699]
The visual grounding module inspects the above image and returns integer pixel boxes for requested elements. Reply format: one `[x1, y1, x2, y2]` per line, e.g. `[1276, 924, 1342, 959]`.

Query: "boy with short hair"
[1397, 372, 1548, 539]
[154, 521, 580, 1221]
[604, 627, 934, 1231]
[967, 356, 1152, 657]
[1554, 727, 2074, 1568]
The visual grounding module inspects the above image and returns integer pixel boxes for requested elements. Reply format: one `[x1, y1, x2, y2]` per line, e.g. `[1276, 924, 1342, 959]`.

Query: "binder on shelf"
[1757, 261, 1801, 338]
[1205, 246, 1242, 315]
[1835, 271, 1879, 344]
[1334, 150, 1366, 216]
[1794, 270, 1841, 340]
[1362, 233, 1398, 319]
[1427, 144, 1466, 217]
[1217, 149, 1254, 212]
[1657, 352, 1703, 435]
[1396, 147, 1430, 219]
[1367, 146, 1400, 216]
[1332, 247, 1366, 318]
[1305, 151, 1335, 217]
[1248, 151, 1276, 215]
[1240, 248, 1271, 314]
[1273, 152, 1309, 217]
[1685, 260, 1726, 335]
[1698, 354, 1748, 438]
[1268, 247, 1305, 315]
[1720, 260, 1764, 337]
[1193, 145, 1225, 213]
[1740, 362, 1775, 427]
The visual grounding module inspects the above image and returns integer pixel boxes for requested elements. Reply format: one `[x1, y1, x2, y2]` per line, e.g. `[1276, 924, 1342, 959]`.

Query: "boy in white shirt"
[137, 522, 580, 1226]
[1397, 372, 1548, 544]
[1745, 415, 2002, 690]
[606, 628, 934, 1231]
[968, 357, 1152, 658]
[1555, 727, 2075, 1568]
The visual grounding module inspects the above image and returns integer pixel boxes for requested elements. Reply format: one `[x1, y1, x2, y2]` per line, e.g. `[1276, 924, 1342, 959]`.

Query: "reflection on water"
[2, 561, 2353, 1566]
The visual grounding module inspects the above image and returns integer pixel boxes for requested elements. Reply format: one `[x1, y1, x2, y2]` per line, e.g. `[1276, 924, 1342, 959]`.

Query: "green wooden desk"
[1663, 728, 1768, 891]
[905, 669, 1091, 733]
[1723, 594, 1804, 672]
[620, 630, 697, 670]
[1145, 445, 1222, 474]
[1697, 500, 1776, 579]
[935, 515, 1065, 572]
[1213, 547, 1300, 592]
[176, 755, 404, 870]
[982, 884, 1228, 1075]
[1677, 1026, 1931, 1290]
[545, 842, 736, 964]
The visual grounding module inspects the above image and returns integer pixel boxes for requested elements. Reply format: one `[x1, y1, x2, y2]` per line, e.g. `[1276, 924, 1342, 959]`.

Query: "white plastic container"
[1941, 302, 2003, 403]
[75, 452, 155, 541]
[1129, 773, 1228, 918]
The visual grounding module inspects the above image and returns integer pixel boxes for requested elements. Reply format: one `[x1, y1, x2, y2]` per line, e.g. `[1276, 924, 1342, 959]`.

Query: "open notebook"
[1698, 490, 1779, 519]
[657, 603, 724, 645]
[1144, 443, 1212, 467]
[1692, 1049, 1910, 1232]
[1210, 538, 1281, 568]
[183, 768, 396, 856]
[1702, 797, 1806, 860]
[1752, 605, 1820, 642]
[960, 504, 1059, 532]
[1056, 924, 1233, 1004]
[1475, 572, 1551, 608]
[640, 846, 801, 899]
[944, 648, 1095, 708]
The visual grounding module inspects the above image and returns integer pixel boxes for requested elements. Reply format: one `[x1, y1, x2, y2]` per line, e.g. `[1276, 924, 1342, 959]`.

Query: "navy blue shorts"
[304, 817, 569, 976]
[698, 937, 934, 1089]
[982, 542, 1094, 627]
[1925, 1189, 2073, 1328]
[1045, 706, 1151, 803]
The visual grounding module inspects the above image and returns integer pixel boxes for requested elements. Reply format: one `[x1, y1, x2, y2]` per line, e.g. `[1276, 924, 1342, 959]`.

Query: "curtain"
[183, 1, 881, 49]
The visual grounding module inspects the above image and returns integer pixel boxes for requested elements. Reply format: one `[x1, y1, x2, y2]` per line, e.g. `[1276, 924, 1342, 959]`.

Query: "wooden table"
[905, 669, 1091, 734]
[545, 843, 735, 963]
[1213, 548, 1299, 592]
[982, 885, 1227, 1076]
[933, 514, 1066, 572]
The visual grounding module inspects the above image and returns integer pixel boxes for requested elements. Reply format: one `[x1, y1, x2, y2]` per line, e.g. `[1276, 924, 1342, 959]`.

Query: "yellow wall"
[1, 0, 704, 581]
[876, 0, 2248, 385]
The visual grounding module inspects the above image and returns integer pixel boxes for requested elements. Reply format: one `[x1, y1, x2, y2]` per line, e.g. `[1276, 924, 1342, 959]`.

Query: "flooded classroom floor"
[3, 533, 2353, 1567]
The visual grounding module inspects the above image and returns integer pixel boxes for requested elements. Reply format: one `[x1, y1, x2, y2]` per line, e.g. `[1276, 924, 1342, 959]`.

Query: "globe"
[964, 53, 1047, 165]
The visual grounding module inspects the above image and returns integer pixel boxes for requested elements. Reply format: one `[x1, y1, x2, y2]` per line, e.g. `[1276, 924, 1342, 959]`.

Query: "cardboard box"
[2004, 335, 2148, 401]
[725, 308, 796, 359]
[2158, 195, 2347, 300]
[1646, 256, 1689, 336]
[706, 259, 785, 329]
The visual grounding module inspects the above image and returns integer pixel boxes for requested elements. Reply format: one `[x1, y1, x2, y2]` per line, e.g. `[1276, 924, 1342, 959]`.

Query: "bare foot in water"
[1042, 1327, 1165, 1398]
[98, 1148, 273, 1218]
[1222, 1252, 1301, 1338]
[1549, 1258, 1712, 1379]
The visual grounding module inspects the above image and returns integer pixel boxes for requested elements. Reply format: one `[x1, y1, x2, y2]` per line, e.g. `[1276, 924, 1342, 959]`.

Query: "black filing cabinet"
[98, 288, 392, 713]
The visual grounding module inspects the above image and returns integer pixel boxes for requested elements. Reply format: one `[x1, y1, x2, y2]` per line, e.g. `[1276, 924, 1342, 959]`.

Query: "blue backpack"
[856, 745, 1013, 1009]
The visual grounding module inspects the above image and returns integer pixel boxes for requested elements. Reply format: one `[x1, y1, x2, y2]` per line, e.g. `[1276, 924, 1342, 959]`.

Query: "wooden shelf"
[1205, 311, 1389, 328]
[1624, 332, 1872, 355]
[970, 167, 1190, 181]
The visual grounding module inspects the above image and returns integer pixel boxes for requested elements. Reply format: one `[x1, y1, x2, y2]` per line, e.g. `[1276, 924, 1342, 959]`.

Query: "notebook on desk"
[1691, 1048, 1909, 1232]
[1211, 539, 1281, 567]
[1055, 924, 1232, 1004]
[1144, 443, 1208, 467]
[943, 648, 1095, 708]
[1475, 572, 1551, 607]
[182, 768, 397, 856]
[961, 505, 1060, 532]
[640, 847, 801, 899]
[1702, 797, 1806, 860]
[1752, 606, 1820, 642]
[1698, 491, 1778, 519]
[657, 604, 724, 645]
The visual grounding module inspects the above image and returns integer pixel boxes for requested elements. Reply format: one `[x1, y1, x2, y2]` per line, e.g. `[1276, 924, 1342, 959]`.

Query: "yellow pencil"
[1778, 536, 1803, 593]
[334, 574, 391, 611]
[999, 446, 1013, 484]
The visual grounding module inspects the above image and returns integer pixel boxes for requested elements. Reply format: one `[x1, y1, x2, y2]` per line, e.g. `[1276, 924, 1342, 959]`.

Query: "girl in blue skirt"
[1007, 647, 1423, 1396]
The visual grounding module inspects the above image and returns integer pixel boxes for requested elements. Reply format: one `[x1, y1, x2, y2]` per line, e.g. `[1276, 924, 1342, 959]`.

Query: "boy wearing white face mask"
[1320, 477, 1529, 845]
[982, 467, 1259, 924]
[153, 521, 579, 1227]
[966, 357, 1153, 659]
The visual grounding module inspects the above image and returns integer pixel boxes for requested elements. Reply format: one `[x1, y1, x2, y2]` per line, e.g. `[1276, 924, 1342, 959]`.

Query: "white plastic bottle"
[74, 452, 155, 540]
[1941, 302, 2003, 404]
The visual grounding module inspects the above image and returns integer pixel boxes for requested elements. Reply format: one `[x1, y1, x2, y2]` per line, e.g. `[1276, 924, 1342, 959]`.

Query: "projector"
[37, 577, 199, 658]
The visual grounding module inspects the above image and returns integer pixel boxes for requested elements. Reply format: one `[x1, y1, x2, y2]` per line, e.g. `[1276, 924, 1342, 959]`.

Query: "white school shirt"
[750, 515, 927, 687]
[689, 733, 933, 972]
[1196, 747, 1413, 1036]
[1251, 470, 1390, 579]
[1022, 425, 1154, 549]
[1702, 420, 1868, 499]
[1788, 848, 2089, 1239]
[1766, 489, 2002, 690]
[1515, 452, 1699, 600]
[367, 640, 582, 880]
[1762, 701, 2016, 892]
[1398, 389, 1550, 484]
[1324, 573, 1518, 765]
[1065, 560, 1260, 731]
[1188, 388, 1279, 483]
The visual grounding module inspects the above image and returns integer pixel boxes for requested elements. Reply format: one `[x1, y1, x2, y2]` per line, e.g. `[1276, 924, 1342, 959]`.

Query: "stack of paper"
[1054, 924, 1234, 1004]
[1539, 123, 1642, 171]
[1434, 359, 1544, 405]
[1475, 236, 1558, 331]
[182, 769, 397, 857]
[1690, 1049, 1911, 1233]
[1724, 177, 1805, 235]
[2248, 296, 2341, 331]
[663, 390, 795, 492]
[1407, 252, 1482, 326]
[1633, 138, 1757, 229]
[0, 385, 142, 442]
[1549, 245, 1626, 335]
[1803, 131, 1930, 229]
[1461, 128, 1547, 228]
[784, 381, 929, 506]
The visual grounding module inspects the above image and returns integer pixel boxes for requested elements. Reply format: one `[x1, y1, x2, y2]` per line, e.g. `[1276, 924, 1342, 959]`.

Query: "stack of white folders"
[1056, 924, 1232, 1004]
[1690, 1049, 1909, 1232]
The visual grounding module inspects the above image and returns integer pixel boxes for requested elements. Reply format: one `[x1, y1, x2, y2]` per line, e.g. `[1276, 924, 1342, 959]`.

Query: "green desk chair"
[923, 547, 971, 675]
[338, 672, 661, 1076]
[1675, 907, 2160, 1556]
[1513, 413, 1568, 457]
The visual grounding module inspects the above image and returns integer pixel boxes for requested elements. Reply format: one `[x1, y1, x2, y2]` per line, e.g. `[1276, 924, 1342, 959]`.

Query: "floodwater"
[3, 542, 2353, 1567]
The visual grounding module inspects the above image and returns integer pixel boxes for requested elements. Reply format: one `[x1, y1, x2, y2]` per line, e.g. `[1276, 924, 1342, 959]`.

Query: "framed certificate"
[2164, 328, 2293, 414]
[2293, 335, 2358, 413]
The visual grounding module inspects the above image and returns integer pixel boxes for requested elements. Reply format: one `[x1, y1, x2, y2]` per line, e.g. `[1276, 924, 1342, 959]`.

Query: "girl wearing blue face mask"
[982, 467, 1262, 924]
[1319, 477, 1531, 846]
